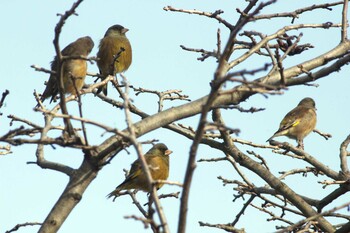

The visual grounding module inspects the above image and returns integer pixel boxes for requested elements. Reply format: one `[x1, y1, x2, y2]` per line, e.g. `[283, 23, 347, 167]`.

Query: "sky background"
[1, 0, 349, 232]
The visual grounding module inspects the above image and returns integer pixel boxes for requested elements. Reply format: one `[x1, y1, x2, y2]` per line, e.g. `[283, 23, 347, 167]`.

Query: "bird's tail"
[106, 187, 121, 200]
[266, 135, 275, 142]
[266, 131, 280, 142]
[96, 84, 108, 96]
[95, 72, 109, 96]
[266, 129, 286, 142]
[106, 180, 127, 200]
[35, 95, 46, 108]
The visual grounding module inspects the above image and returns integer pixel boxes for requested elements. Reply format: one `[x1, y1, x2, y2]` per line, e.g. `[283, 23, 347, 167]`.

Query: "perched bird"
[38, 36, 94, 105]
[96, 24, 132, 95]
[267, 97, 317, 149]
[107, 143, 172, 199]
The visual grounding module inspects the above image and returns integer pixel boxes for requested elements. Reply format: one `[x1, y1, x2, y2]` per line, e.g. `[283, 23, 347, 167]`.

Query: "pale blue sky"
[1, 1, 349, 233]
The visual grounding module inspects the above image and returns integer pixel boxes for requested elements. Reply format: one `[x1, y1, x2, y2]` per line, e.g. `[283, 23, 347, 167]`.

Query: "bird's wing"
[39, 58, 59, 103]
[278, 108, 303, 131]
[126, 159, 142, 180]
[126, 148, 163, 179]
[61, 42, 77, 56]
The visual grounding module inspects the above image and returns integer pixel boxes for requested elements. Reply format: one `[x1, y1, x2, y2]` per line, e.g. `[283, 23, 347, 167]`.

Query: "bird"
[267, 97, 317, 149]
[38, 36, 94, 105]
[96, 24, 132, 95]
[107, 143, 172, 199]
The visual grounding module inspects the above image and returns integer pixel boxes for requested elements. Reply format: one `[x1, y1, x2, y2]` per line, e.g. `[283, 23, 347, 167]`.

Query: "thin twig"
[163, 6, 233, 29]
[6, 222, 42, 233]
[229, 23, 341, 71]
[198, 221, 245, 233]
[232, 195, 256, 226]
[313, 129, 332, 140]
[0, 89, 9, 109]
[52, 0, 84, 137]
[318, 180, 348, 188]
[71, 77, 88, 145]
[120, 74, 170, 233]
[269, 140, 339, 180]
[252, 1, 343, 23]
[124, 215, 153, 229]
[132, 87, 190, 112]
[0, 144, 11, 155]
[275, 201, 350, 233]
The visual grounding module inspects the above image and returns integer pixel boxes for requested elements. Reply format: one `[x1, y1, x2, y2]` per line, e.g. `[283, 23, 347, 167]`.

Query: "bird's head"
[105, 24, 129, 37]
[298, 97, 316, 109]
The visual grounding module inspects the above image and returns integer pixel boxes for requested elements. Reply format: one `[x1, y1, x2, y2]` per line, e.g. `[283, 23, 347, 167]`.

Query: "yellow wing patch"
[128, 168, 142, 180]
[292, 120, 300, 127]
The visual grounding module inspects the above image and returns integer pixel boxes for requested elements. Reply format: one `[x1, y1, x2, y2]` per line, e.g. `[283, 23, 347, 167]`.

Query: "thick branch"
[341, 0, 348, 42]
[32, 4, 350, 233]
[38, 159, 100, 233]
[339, 134, 350, 175]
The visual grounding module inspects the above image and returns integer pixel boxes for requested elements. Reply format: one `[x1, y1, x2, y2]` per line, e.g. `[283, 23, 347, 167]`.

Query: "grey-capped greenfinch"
[267, 97, 317, 149]
[107, 143, 172, 199]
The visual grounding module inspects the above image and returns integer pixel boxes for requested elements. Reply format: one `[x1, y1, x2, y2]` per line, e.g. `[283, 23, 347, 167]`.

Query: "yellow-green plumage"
[267, 97, 317, 148]
[97, 24, 132, 95]
[107, 143, 172, 199]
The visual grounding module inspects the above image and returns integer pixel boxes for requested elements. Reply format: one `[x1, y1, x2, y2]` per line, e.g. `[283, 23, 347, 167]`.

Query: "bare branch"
[5, 222, 42, 233]
[159, 192, 181, 200]
[275, 201, 350, 233]
[198, 221, 245, 233]
[341, 0, 348, 42]
[71, 77, 88, 145]
[250, 203, 294, 225]
[252, 1, 343, 23]
[313, 129, 332, 140]
[230, 23, 342, 71]
[231, 196, 256, 226]
[269, 140, 340, 180]
[52, 0, 84, 138]
[339, 134, 350, 175]
[0, 89, 9, 110]
[318, 180, 348, 188]
[124, 215, 153, 229]
[153, 180, 183, 187]
[163, 6, 233, 29]
[279, 167, 324, 180]
[5, 1, 350, 233]
[132, 86, 190, 112]
[119, 74, 170, 233]
[0, 144, 11, 155]
[180, 45, 219, 61]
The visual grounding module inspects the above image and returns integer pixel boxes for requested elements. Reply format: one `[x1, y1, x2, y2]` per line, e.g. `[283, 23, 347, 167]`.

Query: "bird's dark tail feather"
[106, 188, 121, 201]
[96, 84, 108, 96]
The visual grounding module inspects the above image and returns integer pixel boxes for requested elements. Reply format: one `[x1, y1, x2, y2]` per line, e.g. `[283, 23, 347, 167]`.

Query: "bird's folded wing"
[280, 119, 300, 131]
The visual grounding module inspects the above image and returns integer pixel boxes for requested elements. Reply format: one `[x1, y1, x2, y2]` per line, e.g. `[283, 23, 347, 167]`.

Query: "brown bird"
[38, 36, 94, 105]
[107, 143, 172, 199]
[267, 97, 317, 149]
[96, 24, 132, 95]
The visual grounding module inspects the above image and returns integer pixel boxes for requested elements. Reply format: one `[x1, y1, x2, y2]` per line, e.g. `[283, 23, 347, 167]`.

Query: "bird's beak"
[165, 150, 173, 156]
[121, 28, 129, 34]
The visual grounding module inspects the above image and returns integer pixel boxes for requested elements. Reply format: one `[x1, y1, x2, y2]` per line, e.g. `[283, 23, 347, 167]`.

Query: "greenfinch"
[38, 36, 94, 104]
[267, 97, 317, 149]
[107, 143, 172, 199]
[96, 24, 132, 95]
